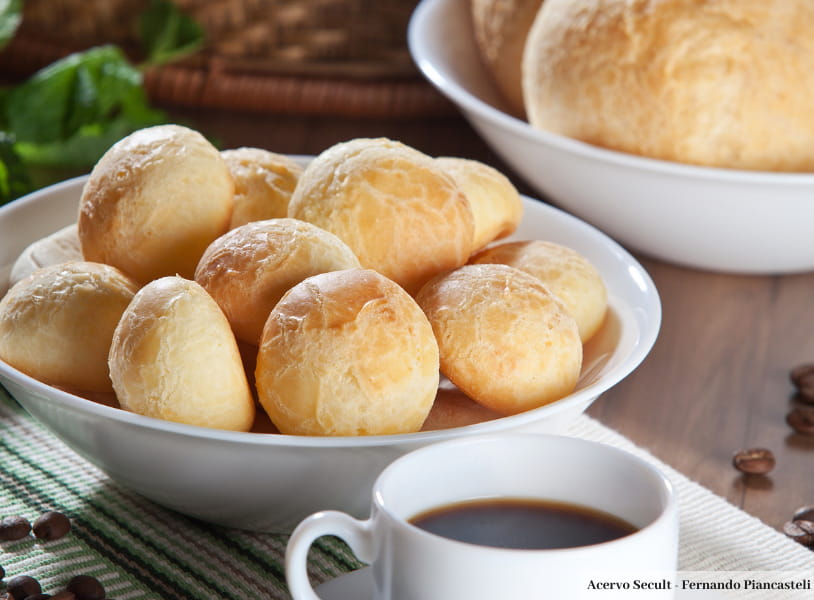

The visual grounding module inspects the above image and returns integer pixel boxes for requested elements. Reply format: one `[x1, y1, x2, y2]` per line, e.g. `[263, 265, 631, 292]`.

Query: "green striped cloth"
[0, 385, 362, 599]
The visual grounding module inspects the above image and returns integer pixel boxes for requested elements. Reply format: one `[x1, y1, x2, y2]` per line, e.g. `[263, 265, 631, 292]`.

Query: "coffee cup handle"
[286, 510, 375, 600]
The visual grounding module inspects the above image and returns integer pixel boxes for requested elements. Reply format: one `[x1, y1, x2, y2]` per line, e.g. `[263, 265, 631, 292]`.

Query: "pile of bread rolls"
[0, 124, 607, 436]
[472, 0, 814, 172]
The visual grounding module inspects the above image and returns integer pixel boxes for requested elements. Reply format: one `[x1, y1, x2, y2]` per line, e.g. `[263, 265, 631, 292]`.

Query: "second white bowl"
[408, 0, 814, 274]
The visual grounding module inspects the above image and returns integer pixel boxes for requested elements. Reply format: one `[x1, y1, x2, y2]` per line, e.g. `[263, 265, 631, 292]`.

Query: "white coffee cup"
[286, 434, 679, 599]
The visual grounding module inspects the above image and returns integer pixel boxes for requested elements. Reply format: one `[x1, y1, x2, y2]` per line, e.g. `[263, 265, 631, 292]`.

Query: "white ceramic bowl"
[408, 0, 814, 274]
[0, 174, 659, 532]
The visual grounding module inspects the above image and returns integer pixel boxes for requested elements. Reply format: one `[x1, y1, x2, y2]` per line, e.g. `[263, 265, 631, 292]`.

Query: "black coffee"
[409, 498, 637, 550]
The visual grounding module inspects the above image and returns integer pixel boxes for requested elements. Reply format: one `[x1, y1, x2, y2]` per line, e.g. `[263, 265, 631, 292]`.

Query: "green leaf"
[0, 0, 22, 52]
[4, 45, 154, 144]
[6, 57, 76, 143]
[0, 131, 32, 205]
[15, 114, 166, 170]
[139, 0, 204, 67]
[3, 45, 168, 173]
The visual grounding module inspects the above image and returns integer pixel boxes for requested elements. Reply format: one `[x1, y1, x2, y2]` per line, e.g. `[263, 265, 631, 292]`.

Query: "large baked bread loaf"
[523, 0, 814, 171]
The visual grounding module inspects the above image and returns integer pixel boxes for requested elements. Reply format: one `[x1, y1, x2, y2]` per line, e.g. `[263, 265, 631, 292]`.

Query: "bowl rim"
[408, 0, 814, 185]
[0, 169, 660, 450]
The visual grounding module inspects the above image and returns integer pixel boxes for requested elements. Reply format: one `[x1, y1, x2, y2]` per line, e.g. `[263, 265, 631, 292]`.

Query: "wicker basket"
[0, 0, 453, 117]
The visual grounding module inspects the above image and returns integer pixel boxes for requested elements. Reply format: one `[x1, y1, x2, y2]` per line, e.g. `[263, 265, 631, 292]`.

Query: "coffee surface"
[409, 498, 637, 550]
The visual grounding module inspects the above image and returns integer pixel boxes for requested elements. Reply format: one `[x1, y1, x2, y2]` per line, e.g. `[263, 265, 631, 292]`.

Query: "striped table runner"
[2, 384, 813, 599]
[0, 386, 361, 599]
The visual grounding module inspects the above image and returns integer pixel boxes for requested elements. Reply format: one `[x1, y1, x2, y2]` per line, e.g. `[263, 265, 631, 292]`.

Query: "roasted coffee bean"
[732, 448, 775, 475]
[66, 575, 105, 600]
[0, 516, 32, 541]
[798, 387, 814, 404]
[783, 519, 814, 546]
[32, 511, 71, 542]
[0, 563, 5, 579]
[49, 592, 76, 600]
[786, 406, 814, 436]
[791, 364, 814, 402]
[6, 575, 42, 600]
[25, 594, 52, 600]
[793, 505, 814, 523]
[797, 390, 814, 404]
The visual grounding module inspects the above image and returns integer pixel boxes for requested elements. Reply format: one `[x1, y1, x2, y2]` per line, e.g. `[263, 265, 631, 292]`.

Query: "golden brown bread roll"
[255, 268, 439, 436]
[108, 276, 255, 431]
[523, 0, 814, 171]
[470, 240, 607, 342]
[221, 147, 303, 229]
[416, 263, 582, 415]
[470, 0, 544, 117]
[435, 156, 523, 252]
[78, 124, 234, 284]
[0, 261, 139, 393]
[287, 138, 474, 295]
[9, 224, 83, 287]
[195, 218, 361, 346]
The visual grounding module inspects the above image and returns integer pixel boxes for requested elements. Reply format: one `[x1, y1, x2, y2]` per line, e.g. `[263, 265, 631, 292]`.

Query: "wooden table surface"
[171, 106, 814, 537]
